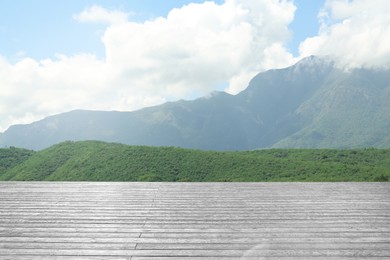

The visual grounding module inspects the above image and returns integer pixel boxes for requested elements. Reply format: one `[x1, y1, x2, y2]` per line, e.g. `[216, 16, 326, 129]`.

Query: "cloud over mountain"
[1, 0, 389, 133]
[101, 0, 296, 96]
[299, 0, 390, 69]
[0, 0, 296, 132]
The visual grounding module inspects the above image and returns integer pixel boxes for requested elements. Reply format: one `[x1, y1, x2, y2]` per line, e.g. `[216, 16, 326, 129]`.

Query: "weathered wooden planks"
[0, 182, 389, 259]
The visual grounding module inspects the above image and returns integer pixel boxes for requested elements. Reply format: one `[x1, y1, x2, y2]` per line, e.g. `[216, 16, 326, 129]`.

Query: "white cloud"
[102, 0, 296, 95]
[0, 1, 297, 132]
[299, 0, 390, 69]
[73, 5, 130, 25]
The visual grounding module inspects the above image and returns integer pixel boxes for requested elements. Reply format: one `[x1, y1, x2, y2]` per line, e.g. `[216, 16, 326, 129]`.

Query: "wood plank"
[0, 182, 389, 259]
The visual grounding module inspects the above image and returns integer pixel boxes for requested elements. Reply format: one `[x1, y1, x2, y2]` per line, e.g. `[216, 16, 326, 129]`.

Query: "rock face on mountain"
[1, 56, 390, 150]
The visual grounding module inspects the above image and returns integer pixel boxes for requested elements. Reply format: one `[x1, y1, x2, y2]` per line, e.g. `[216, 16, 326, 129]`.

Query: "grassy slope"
[0, 141, 389, 181]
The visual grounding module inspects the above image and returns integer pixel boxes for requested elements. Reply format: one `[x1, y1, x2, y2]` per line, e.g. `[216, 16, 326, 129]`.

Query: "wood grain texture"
[0, 182, 389, 259]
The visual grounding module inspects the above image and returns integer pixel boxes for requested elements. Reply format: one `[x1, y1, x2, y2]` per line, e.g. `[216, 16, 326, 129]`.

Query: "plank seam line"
[139, 185, 159, 242]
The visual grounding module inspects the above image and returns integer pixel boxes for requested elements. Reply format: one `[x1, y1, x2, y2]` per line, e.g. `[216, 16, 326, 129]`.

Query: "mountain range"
[1, 55, 390, 150]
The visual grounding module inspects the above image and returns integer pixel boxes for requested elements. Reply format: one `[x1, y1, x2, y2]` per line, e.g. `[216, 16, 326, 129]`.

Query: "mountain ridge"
[1, 56, 390, 150]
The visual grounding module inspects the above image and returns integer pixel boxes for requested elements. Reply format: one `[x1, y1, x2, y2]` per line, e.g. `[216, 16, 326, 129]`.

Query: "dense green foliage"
[0, 147, 34, 176]
[0, 141, 389, 182]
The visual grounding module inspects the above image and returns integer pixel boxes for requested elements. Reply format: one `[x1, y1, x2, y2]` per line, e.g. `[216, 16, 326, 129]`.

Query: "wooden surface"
[0, 182, 389, 259]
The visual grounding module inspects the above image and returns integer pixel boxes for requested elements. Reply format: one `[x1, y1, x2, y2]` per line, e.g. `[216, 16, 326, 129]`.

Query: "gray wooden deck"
[0, 182, 389, 259]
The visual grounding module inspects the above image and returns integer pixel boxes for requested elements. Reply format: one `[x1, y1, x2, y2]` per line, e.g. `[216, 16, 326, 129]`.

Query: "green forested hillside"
[0, 141, 389, 182]
[0, 147, 34, 175]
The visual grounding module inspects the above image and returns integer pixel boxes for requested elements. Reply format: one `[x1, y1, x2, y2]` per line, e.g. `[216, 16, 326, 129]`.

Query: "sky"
[1, 0, 389, 132]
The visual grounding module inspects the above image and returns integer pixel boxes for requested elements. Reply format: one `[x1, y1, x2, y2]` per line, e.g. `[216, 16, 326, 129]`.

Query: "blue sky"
[0, 0, 225, 61]
[0, 0, 322, 61]
[288, 1, 324, 55]
[1, 0, 389, 131]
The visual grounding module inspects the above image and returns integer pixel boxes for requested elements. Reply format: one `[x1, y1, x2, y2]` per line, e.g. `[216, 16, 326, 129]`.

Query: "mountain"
[1, 56, 390, 150]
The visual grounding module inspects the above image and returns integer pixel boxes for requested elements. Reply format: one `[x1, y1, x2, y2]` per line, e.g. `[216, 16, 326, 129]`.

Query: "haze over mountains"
[1, 56, 390, 151]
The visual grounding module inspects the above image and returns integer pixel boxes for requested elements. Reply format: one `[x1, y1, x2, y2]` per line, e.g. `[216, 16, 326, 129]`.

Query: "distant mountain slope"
[1, 141, 389, 182]
[274, 68, 390, 148]
[1, 56, 390, 150]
